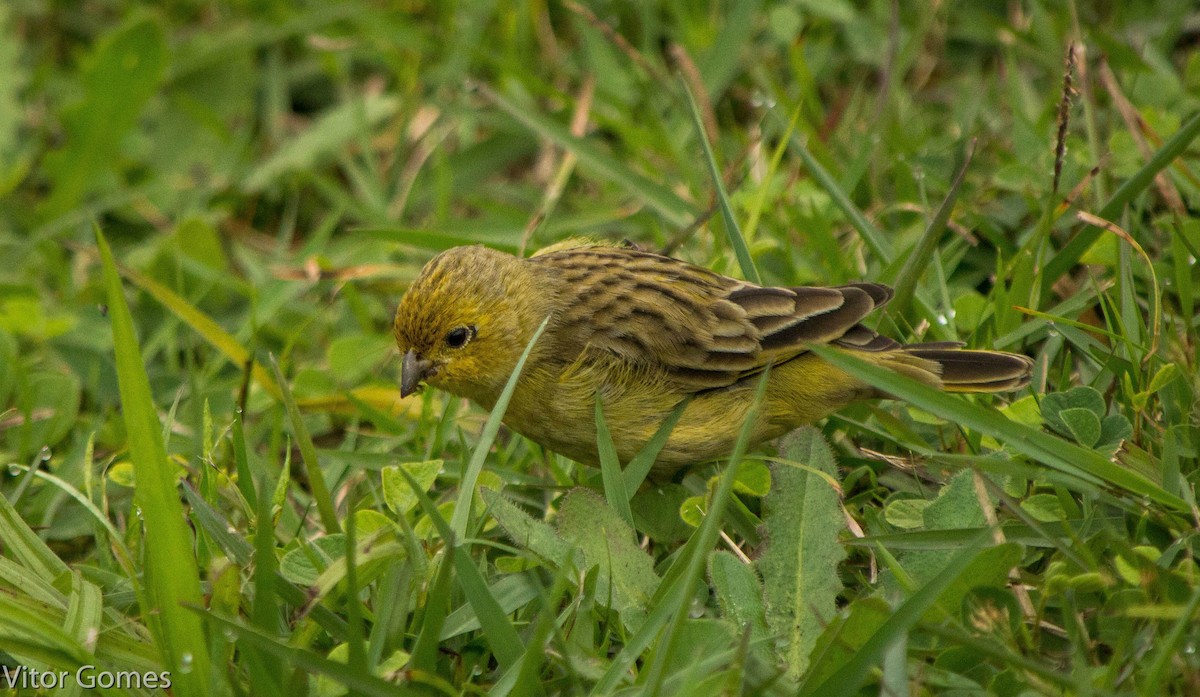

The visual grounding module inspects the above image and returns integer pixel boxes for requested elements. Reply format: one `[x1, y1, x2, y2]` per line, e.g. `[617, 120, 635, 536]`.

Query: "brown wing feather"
[534, 243, 894, 391]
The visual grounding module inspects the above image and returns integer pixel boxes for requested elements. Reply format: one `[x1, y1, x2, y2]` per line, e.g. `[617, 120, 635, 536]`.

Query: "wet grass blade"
[97, 227, 211, 695]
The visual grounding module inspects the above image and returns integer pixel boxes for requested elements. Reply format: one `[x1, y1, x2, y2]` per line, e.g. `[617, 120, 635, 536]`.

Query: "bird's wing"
[536, 244, 896, 390]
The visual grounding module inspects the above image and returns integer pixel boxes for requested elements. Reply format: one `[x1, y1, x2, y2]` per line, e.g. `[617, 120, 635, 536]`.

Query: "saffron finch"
[393, 240, 1032, 478]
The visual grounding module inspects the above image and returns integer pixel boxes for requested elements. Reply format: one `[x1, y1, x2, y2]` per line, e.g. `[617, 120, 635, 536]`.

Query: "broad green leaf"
[481, 488, 574, 565]
[556, 488, 659, 614]
[760, 428, 846, 681]
[314, 645, 410, 697]
[932, 543, 1023, 616]
[280, 535, 347, 586]
[381, 460, 442, 515]
[1099, 414, 1133, 448]
[884, 498, 931, 530]
[1058, 407, 1102, 448]
[893, 472, 988, 585]
[1019, 493, 1068, 523]
[631, 484, 692, 543]
[708, 551, 768, 650]
[733, 460, 771, 497]
[799, 533, 990, 697]
[106, 462, 136, 488]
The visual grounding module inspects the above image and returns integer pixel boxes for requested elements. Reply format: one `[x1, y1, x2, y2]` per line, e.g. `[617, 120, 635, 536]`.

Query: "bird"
[392, 240, 1033, 478]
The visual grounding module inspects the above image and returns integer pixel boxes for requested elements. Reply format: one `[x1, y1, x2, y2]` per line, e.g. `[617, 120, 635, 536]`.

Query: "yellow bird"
[393, 240, 1032, 478]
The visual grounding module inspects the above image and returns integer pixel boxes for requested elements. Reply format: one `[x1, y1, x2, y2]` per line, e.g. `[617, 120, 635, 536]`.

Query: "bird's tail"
[876, 343, 1034, 393]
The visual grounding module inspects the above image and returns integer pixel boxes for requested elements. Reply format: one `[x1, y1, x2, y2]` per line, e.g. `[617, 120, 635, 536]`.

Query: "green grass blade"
[772, 113, 895, 263]
[7, 465, 137, 577]
[196, 610, 422, 697]
[407, 547, 454, 674]
[799, 531, 990, 697]
[1041, 109, 1200, 291]
[0, 471, 71, 579]
[122, 264, 280, 398]
[270, 354, 341, 533]
[594, 395, 634, 527]
[181, 482, 254, 566]
[400, 466, 526, 672]
[621, 397, 689, 495]
[96, 227, 211, 695]
[343, 493, 367, 673]
[480, 83, 695, 227]
[810, 345, 1188, 511]
[1139, 586, 1200, 697]
[597, 369, 771, 696]
[889, 139, 974, 315]
[231, 409, 257, 508]
[682, 77, 759, 284]
[449, 315, 550, 539]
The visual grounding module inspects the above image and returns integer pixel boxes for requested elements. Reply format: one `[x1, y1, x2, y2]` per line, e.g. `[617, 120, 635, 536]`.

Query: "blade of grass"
[0, 469, 73, 579]
[96, 227, 211, 695]
[182, 481, 253, 566]
[406, 536, 454, 674]
[496, 564, 572, 697]
[121, 264, 279, 399]
[622, 397, 689, 495]
[642, 371, 773, 696]
[3, 465, 150, 602]
[921, 622, 1081, 692]
[195, 610, 423, 697]
[478, 82, 695, 227]
[810, 345, 1188, 511]
[344, 491, 367, 674]
[769, 111, 894, 263]
[449, 316, 550, 539]
[232, 409, 257, 508]
[270, 353, 340, 534]
[889, 139, 975, 315]
[593, 368, 771, 696]
[399, 467, 526, 673]
[1139, 585, 1200, 697]
[799, 531, 990, 697]
[595, 395, 634, 528]
[1041, 109, 1200, 292]
[682, 76, 759, 284]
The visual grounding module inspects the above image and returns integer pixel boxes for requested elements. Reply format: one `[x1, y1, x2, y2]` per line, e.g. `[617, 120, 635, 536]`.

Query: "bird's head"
[393, 245, 543, 404]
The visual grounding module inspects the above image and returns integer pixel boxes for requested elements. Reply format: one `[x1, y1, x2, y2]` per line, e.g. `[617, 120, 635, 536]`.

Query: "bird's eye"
[445, 325, 475, 349]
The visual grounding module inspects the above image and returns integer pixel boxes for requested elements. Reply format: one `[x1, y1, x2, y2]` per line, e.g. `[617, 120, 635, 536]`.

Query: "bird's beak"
[400, 350, 434, 398]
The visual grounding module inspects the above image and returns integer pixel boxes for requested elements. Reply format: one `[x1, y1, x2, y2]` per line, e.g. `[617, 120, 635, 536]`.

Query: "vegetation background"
[1, 1, 1198, 695]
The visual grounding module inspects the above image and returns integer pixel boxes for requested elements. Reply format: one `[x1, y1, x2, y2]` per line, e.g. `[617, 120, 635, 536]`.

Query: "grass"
[2, 2, 1200, 695]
